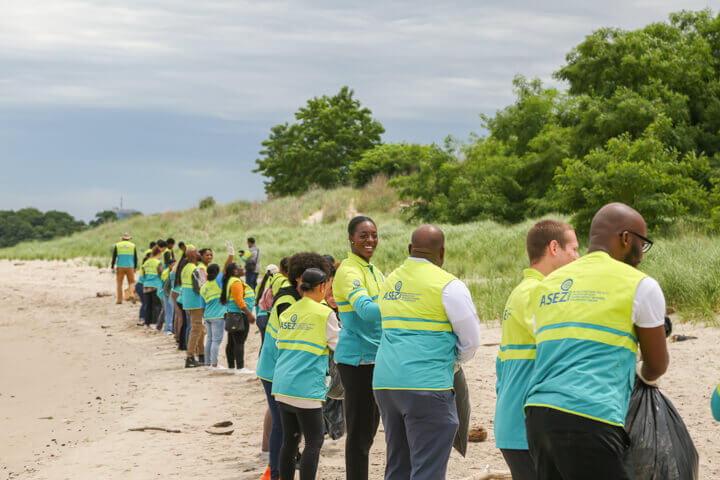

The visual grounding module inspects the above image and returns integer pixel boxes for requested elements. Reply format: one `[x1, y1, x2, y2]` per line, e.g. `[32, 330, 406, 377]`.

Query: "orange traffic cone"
[260, 466, 271, 480]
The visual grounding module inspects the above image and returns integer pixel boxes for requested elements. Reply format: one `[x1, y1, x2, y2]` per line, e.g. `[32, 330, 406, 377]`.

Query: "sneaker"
[185, 357, 200, 368]
[235, 367, 255, 375]
[143, 324, 149, 329]
[164, 331, 173, 336]
[227, 368, 236, 374]
[214, 365, 228, 371]
[260, 466, 270, 480]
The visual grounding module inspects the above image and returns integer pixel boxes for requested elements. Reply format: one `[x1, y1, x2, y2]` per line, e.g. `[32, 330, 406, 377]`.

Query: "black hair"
[348, 216, 376, 236]
[179, 241, 186, 248]
[206, 264, 220, 281]
[256, 268, 274, 299]
[287, 252, 331, 288]
[167, 258, 176, 267]
[150, 241, 156, 248]
[300, 268, 328, 292]
[166, 238, 175, 245]
[175, 257, 189, 288]
[199, 248, 212, 257]
[280, 257, 290, 274]
[157, 239, 167, 248]
[247, 237, 256, 244]
[220, 262, 242, 305]
[157, 239, 164, 244]
[323, 254, 337, 277]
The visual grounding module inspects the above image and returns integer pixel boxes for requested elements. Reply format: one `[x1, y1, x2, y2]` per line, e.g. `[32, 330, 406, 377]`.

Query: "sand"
[1, 259, 718, 479]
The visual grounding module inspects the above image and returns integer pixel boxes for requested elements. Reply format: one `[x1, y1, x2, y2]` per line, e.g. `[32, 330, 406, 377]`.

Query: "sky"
[0, 0, 718, 221]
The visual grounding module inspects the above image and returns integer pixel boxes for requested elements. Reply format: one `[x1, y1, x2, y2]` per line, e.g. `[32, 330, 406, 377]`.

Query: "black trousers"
[525, 406, 631, 480]
[337, 363, 381, 480]
[178, 308, 188, 350]
[278, 402, 324, 480]
[500, 449, 537, 480]
[226, 322, 250, 369]
[143, 290, 160, 325]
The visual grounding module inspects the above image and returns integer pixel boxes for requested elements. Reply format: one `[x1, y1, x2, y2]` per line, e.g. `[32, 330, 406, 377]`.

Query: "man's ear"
[548, 239, 559, 257]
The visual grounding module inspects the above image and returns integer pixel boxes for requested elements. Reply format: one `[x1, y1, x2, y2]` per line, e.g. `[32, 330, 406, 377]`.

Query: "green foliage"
[350, 143, 443, 186]
[254, 86, 385, 196]
[199, 196, 216, 209]
[392, 10, 720, 233]
[0, 208, 85, 247]
[89, 210, 118, 228]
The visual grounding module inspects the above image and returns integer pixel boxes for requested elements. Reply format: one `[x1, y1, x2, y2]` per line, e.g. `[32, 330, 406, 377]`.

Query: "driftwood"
[456, 473, 512, 480]
[468, 426, 488, 442]
[128, 427, 181, 433]
[205, 429, 234, 436]
[212, 421, 233, 428]
[96, 291, 113, 297]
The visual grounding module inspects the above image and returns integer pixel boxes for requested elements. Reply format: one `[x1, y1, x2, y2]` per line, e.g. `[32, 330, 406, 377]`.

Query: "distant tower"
[120, 195, 123, 209]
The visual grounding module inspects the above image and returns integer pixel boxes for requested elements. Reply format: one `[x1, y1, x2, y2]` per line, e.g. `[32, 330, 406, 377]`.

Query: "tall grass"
[1, 178, 718, 323]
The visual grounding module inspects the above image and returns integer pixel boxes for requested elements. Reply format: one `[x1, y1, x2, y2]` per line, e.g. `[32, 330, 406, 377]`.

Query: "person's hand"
[225, 240, 235, 256]
[248, 313, 257, 324]
[636, 361, 659, 387]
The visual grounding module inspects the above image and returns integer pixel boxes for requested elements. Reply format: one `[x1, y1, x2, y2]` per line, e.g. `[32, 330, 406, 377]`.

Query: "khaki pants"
[187, 309, 206, 356]
[116, 267, 136, 303]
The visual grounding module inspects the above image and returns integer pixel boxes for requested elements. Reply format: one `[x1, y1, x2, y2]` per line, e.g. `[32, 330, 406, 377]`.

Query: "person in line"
[141, 246, 164, 328]
[135, 250, 149, 325]
[111, 233, 137, 304]
[161, 258, 177, 336]
[201, 264, 227, 369]
[494, 220, 579, 480]
[712, 383, 720, 421]
[221, 262, 257, 374]
[181, 247, 206, 368]
[245, 237, 261, 290]
[173, 255, 190, 350]
[269, 257, 291, 297]
[524, 203, 670, 480]
[144, 241, 156, 258]
[178, 241, 187, 260]
[256, 253, 331, 480]
[273, 266, 339, 480]
[157, 239, 168, 265]
[373, 225, 482, 480]
[333, 216, 384, 480]
[165, 238, 176, 264]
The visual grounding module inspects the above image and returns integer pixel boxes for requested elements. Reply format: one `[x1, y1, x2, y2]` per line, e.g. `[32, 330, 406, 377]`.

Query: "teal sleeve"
[351, 294, 381, 322]
[712, 386, 720, 421]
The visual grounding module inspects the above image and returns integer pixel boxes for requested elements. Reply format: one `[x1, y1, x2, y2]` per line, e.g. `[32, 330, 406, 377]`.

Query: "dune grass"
[1, 178, 718, 324]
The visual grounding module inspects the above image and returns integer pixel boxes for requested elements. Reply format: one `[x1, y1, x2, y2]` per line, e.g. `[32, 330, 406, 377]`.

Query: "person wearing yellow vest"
[164, 238, 176, 266]
[332, 216, 385, 480]
[140, 246, 164, 328]
[181, 248, 206, 368]
[111, 233, 138, 304]
[495, 220, 579, 480]
[201, 264, 227, 369]
[373, 225, 482, 480]
[272, 267, 339, 480]
[256, 252, 332, 480]
[524, 203, 669, 480]
[220, 262, 256, 374]
[713, 383, 720, 421]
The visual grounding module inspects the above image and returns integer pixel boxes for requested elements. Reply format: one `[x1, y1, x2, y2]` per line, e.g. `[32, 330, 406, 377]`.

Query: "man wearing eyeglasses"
[523, 202, 669, 480]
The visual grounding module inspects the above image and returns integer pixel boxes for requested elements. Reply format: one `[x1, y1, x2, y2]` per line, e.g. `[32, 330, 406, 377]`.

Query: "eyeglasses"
[620, 230, 653, 253]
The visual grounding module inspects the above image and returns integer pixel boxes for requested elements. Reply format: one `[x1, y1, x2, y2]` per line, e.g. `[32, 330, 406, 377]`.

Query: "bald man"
[373, 225, 482, 480]
[523, 203, 669, 480]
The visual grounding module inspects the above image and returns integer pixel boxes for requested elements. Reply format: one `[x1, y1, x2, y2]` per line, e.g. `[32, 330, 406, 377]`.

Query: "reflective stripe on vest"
[524, 251, 646, 427]
[142, 257, 162, 288]
[201, 280, 225, 319]
[271, 297, 332, 401]
[225, 277, 244, 313]
[373, 258, 457, 390]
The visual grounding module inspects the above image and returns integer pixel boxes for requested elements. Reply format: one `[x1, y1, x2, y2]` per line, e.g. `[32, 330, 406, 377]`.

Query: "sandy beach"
[1, 259, 719, 479]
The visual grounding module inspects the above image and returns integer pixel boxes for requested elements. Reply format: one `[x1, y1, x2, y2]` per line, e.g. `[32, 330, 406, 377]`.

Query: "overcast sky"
[0, 0, 717, 220]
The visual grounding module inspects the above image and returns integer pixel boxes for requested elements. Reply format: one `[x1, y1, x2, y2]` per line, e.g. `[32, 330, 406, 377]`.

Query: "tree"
[350, 143, 445, 186]
[89, 210, 119, 228]
[0, 208, 85, 247]
[254, 86, 385, 196]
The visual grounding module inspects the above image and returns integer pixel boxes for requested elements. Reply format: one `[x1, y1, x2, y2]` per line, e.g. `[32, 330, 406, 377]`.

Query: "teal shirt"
[712, 384, 720, 421]
[200, 275, 226, 320]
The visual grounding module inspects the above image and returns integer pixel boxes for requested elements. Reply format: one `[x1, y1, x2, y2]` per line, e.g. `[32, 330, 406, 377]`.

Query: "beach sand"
[1, 259, 718, 479]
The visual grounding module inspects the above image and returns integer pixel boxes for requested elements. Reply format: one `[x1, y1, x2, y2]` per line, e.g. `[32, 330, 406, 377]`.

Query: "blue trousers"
[261, 379, 282, 480]
[204, 318, 225, 365]
[373, 389, 458, 480]
[162, 296, 174, 333]
[246, 271, 258, 290]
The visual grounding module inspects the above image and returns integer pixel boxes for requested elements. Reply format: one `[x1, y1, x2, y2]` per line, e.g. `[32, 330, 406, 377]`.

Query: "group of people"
[109, 203, 719, 480]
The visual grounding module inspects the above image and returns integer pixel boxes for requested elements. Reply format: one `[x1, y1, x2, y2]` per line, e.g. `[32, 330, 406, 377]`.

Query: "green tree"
[350, 143, 446, 186]
[254, 86, 385, 196]
[89, 210, 119, 228]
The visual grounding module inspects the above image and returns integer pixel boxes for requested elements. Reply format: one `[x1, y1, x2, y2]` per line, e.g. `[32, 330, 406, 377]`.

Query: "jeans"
[163, 296, 175, 333]
[204, 318, 225, 365]
[246, 271, 258, 290]
[135, 282, 146, 320]
[144, 290, 160, 325]
[262, 379, 282, 480]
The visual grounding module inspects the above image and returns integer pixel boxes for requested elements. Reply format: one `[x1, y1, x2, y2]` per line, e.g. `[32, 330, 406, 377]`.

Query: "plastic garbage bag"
[327, 350, 344, 400]
[323, 398, 345, 440]
[453, 367, 471, 457]
[624, 376, 699, 480]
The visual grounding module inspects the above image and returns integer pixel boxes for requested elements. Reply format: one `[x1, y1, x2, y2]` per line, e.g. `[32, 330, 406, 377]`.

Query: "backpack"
[258, 282, 274, 311]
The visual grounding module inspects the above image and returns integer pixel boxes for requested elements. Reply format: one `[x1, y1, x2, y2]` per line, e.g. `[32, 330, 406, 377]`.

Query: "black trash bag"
[453, 367, 471, 457]
[624, 376, 699, 480]
[323, 398, 345, 440]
